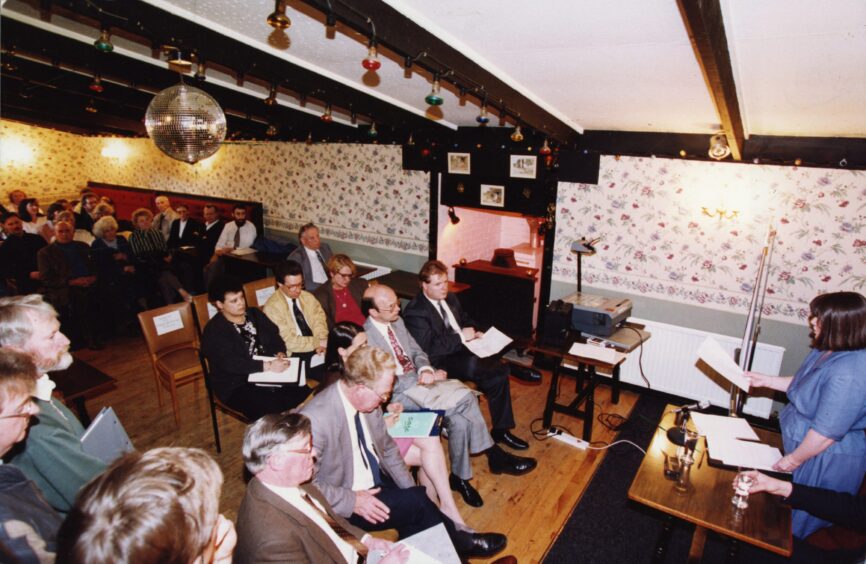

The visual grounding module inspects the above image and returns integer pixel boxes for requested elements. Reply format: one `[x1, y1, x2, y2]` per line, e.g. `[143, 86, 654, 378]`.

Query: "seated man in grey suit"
[288, 223, 333, 291]
[300, 346, 506, 559]
[235, 411, 408, 564]
[362, 285, 536, 508]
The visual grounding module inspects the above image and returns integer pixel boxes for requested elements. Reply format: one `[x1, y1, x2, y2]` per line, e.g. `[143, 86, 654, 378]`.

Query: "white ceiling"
[8, 0, 866, 138]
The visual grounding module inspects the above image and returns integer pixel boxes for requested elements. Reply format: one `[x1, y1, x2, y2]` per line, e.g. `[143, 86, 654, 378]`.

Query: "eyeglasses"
[376, 301, 400, 313]
[276, 443, 314, 456]
[282, 283, 304, 290]
[363, 384, 391, 403]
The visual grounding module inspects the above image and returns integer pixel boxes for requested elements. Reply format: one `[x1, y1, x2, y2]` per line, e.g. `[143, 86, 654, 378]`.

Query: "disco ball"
[145, 83, 226, 164]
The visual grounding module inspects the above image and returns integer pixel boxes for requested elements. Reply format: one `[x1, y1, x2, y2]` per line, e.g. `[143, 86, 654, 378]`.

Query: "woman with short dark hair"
[746, 291, 866, 538]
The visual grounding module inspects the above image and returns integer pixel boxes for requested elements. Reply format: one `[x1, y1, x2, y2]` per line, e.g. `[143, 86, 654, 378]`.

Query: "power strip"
[548, 429, 588, 450]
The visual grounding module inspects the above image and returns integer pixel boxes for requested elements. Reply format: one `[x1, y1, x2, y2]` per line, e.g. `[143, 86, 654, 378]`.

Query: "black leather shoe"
[491, 429, 529, 450]
[454, 531, 507, 559]
[487, 446, 537, 476]
[449, 474, 483, 507]
[511, 366, 542, 383]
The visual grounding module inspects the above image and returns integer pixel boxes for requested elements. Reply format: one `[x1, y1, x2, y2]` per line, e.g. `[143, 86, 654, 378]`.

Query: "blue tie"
[354, 411, 381, 486]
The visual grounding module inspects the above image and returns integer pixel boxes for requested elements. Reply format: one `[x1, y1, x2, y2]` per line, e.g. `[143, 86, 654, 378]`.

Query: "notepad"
[80, 407, 134, 464]
[249, 356, 304, 385]
[386, 411, 443, 439]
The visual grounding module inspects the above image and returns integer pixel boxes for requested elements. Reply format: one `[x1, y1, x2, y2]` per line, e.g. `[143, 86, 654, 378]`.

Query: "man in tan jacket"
[263, 260, 329, 379]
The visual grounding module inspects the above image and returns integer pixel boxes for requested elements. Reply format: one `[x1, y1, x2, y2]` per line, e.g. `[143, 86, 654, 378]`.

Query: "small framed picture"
[480, 184, 505, 207]
[447, 152, 471, 175]
[509, 155, 537, 179]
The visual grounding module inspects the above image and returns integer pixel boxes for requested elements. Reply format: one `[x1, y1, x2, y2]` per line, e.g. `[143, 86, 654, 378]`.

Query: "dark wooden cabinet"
[454, 260, 538, 338]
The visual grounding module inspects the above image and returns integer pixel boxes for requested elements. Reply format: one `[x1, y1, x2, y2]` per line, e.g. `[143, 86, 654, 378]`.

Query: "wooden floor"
[72, 335, 639, 563]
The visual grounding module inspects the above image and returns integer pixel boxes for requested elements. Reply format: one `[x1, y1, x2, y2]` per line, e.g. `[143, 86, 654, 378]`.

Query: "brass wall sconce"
[701, 207, 739, 220]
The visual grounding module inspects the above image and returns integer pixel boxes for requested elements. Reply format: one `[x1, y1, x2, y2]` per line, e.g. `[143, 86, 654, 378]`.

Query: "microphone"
[673, 400, 710, 414]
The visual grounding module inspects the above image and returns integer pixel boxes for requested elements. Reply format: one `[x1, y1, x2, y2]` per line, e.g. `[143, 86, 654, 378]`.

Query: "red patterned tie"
[387, 326, 415, 374]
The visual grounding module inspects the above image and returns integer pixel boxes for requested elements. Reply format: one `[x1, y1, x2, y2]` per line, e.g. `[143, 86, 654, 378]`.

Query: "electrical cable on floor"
[620, 324, 651, 389]
[584, 439, 647, 456]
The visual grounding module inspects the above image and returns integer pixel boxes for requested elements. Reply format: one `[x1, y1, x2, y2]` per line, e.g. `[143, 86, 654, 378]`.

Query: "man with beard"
[204, 204, 258, 289]
[0, 294, 107, 515]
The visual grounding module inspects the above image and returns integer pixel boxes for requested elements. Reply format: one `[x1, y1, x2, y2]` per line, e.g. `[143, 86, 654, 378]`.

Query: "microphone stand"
[666, 407, 692, 446]
[731, 225, 776, 416]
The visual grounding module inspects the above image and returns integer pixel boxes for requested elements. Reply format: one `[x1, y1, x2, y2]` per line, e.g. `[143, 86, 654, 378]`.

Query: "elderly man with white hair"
[0, 294, 106, 514]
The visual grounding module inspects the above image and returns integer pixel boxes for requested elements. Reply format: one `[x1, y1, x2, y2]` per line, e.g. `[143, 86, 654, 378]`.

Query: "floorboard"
[71, 335, 638, 562]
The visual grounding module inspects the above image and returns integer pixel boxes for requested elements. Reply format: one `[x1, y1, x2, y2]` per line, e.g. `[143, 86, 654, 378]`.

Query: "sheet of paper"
[310, 352, 325, 368]
[230, 247, 256, 256]
[387, 411, 440, 439]
[696, 337, 750, 391]
[249, 356, 300, 384]
[153, 310, 184, 336]
[255, 285, 276, 305]
[690, 412, 759, 440]
[568, 342, 620, 364]
[366, 523, 459, 564]
[707, 435, 788, 473]
[463, 326, 513, 358]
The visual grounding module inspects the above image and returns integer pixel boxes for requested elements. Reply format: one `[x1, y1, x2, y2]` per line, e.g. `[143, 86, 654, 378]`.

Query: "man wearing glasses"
[300, 346, 507, 559]
[0, 349, 63, 562]
[263, 261, 329, 381]
[288, 223, 334, 291]
[0, 294, 106, 514]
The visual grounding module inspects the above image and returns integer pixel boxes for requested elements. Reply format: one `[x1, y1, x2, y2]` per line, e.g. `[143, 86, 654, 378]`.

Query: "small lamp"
[709, 132, 731, 160]
[448, 206, 460, 225]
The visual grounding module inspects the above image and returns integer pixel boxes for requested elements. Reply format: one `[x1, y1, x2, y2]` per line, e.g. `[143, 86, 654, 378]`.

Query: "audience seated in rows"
[313, 253, 369, 329]
[91, 216, 138, 333]
[57, 447, 236, 564]
[73, 192, 98, 233]
[0, 214, 46, 295]
[288, 222, 333, 291]
[128, 207, 193, 306]
[204, 204, 256, 290]
[152, 195, 179, 241]
[0, 349, 63, 563]
[0, 295, 107, 515]
[18, 198, 52, 241]
[53, 211, 94, 245]
[201, 275, 311, 420]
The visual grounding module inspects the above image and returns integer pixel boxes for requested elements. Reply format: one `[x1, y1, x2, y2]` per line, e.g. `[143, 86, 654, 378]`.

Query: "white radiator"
[615, 317, 784, 418]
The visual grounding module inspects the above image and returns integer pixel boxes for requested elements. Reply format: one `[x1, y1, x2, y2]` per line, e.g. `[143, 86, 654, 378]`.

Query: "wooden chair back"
[243, 277, 277, 309]
[191, 293, 217, 337]
[138, 302, 199, 355]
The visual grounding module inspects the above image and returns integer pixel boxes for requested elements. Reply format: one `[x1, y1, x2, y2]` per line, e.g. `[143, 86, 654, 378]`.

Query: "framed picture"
[447, 152, 471, 175]
[480, 184, 505, 208]
[509, 155, 537, 179]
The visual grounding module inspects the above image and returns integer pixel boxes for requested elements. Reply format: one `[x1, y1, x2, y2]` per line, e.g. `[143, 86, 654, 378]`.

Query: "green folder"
[386, 410, 444, 438]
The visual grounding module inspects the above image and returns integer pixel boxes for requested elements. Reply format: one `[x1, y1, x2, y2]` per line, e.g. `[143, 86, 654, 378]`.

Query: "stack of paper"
[690, 412, 787, 473]
[463, 327, 512, 358]
[249, 356, 305, 386]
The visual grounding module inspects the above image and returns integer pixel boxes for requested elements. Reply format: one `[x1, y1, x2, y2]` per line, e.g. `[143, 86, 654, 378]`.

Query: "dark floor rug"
[543, 393, 794, 564]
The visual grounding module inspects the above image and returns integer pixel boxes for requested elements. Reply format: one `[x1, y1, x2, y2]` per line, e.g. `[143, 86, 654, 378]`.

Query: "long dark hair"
[809, 291, 866, 351]
[324, 321, 363, 373]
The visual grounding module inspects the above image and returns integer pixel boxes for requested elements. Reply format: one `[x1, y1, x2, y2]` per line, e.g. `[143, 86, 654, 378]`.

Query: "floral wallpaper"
[1, 120, 430, 254]
[554, 155, 866, 323]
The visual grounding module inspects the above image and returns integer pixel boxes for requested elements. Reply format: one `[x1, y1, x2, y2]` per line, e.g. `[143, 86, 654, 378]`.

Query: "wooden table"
[223, 251, 289, 281]
[628, 405, 792, 561]
[51, 357, 117, 426]
[369, 269, 469, 300]
[529, 324, 650, 441]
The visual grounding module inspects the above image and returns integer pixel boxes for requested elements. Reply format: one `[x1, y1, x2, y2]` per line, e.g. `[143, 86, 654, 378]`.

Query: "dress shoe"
[454, 530, 507, 559]
[487, 446, 537, 476]
[511, 366, 542, 383]
[449, 474, 483, 507]
[491, 429, 529, 450]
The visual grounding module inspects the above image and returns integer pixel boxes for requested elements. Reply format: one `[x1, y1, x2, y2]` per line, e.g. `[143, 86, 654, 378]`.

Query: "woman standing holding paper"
[324, 322, 469, 527]
[746, 291, 866, 538]
[202, 275, 311, 420]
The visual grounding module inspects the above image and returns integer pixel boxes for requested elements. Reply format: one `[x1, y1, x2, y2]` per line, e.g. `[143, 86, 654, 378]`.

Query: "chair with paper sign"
[243, 276, 277, 309]
[190, 293, 249, 454]
[137, 302, 203, 427]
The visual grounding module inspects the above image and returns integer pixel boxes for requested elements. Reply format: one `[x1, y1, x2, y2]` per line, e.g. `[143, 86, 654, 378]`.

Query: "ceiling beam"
[676, 0, 745, 161]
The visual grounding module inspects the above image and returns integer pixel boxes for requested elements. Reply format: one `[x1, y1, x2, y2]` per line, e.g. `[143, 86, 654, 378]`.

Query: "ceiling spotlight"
[679, 149, 687, 158]
[794, 158, 802, 166]
[425, 76, 444, 106]
[476, 105, 490, 125]
[266, 0, 291, 29]
[362, 44, 381, 71]
[85, 98, 98, 113]
[88, 75, 104, 93]
[708, 132, 731, 160]
[510, 125, 524, 143]
[367, 122, 378, 138]
[264, 83, 278, 106]
[448, 206, 460, 225]
[306, 132, 314, 145]
[321, 104, 333, 122]
[166, 49, 193, 72]
[195, 60, 207, 81]
[265, 123, 278, 137]
[93, 27, 113, 52]
[539, 139, 552, 155]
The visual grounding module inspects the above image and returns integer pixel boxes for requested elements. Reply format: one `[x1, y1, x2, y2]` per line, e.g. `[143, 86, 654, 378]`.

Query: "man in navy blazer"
[403, 260, 538, 454]
[287, 223, 333, 291]
[166, 204, 205, 249]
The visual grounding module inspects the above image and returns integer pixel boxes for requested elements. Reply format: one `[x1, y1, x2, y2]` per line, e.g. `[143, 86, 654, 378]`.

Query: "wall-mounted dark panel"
[557, 152, 601, 184]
